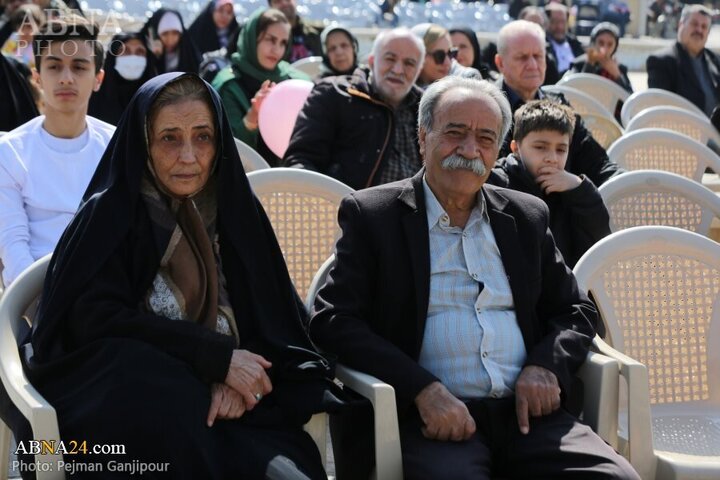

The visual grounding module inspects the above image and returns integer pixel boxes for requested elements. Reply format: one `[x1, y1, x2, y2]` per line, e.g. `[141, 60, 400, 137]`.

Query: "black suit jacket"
[309, 171, 597, 413]
[647, 41, 720, 115]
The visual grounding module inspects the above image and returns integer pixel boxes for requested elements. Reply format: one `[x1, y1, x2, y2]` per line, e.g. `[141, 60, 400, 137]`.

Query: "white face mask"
[114, 55, 147, 80]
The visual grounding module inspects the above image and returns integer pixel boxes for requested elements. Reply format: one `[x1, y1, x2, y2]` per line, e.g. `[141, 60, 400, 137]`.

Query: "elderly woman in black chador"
[16, 72, 341, 479]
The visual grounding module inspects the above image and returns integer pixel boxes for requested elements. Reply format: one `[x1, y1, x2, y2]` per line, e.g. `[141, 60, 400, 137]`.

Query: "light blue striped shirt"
[419, 177, 527, 400]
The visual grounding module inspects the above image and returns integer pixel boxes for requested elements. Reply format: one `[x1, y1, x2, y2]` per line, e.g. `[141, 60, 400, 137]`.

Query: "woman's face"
[451, 32, 474, 68]
[421, 34, 452, 84]
[256, 22, 290, 70]
[326, 31, 354, 73]
[593, 32, 617, 57]
[160, 30, 181, 52]
[213, 4, 234, 30]
[119, 38, 147, 57]
[150, 99, 216, 197]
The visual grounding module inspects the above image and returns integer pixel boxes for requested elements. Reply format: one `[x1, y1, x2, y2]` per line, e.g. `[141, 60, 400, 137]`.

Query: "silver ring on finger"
[254, 392, 263, 402]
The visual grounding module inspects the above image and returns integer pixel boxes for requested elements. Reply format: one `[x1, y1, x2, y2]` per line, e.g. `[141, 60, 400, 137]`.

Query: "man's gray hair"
[370, 27, 426, 63]
[680, 4, 714, 24]
[497, 20, 546, 56]
[418, 76, 513, 146]
[518, 6, 548, 28]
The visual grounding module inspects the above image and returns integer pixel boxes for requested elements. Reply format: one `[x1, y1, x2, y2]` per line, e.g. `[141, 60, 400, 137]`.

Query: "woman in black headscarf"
[449, 27, 492, 79]
[318, 25, 359, 78]
[0, 52, 38, 131]
[188, 0, 239, 57]
[567, 22, 633, 94]
[141, 8, 202, 73]
[18, 72, 341, 478]
[88, 32, 158, 125]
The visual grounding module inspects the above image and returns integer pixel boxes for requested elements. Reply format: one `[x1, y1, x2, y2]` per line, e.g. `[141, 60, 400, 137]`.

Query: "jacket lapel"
[484, 187, 534, 352]
[399, 171, 431, 354]
[704, 49, 720, 91]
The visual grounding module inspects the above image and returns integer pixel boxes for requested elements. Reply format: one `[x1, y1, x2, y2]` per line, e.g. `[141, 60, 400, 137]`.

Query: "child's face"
[511, 129, 570, 178]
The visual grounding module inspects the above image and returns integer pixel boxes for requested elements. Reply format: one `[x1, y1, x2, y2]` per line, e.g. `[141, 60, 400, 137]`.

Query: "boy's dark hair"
[33, 15, 104, 73]
[513, 100, 576, 143]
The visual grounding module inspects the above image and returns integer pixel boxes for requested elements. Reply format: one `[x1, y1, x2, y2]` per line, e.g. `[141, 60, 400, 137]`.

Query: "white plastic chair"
[599, 170, 720, 238]
[290, 56, 323, 78]
[607, 129, 720, 182]
[542, 85, 615, 119]
[581, 112, 624, 149]
[558, 73, 630, 119]
[621, 88, 707, 128]
[308, 255, 625, 478]
[574, 226, 720, 480]
[247, 168, 353, 301]
[234, 137, 270, 173]
[625, 106, 720, 151]
[0, 254, 63, 480]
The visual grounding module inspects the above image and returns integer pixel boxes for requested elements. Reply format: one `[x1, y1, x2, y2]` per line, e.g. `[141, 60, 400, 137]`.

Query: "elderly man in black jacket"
[647, 4, 720, 117]
[283, 27, 425, 190]
[494, 19, 622, 186]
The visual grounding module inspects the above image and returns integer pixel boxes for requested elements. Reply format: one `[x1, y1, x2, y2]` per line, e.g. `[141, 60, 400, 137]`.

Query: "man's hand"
[515, 366, 561, 435]
[224, 349, 273, 411]
[207, 383, 246, 426]
[414, 382, 476, 441]
[535, 166, 582, 194]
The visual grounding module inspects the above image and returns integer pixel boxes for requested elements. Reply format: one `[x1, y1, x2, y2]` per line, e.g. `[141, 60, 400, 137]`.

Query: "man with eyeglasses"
[493, 20, 622, 187]
[283, 28, 426, 190]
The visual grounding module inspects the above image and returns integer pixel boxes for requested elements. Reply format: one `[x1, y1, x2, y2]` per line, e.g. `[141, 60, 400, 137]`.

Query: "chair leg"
[0, 422, 12, 480]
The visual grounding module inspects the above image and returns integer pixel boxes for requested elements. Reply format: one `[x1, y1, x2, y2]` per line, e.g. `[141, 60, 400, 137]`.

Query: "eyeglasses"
[428, 48, 458, 65]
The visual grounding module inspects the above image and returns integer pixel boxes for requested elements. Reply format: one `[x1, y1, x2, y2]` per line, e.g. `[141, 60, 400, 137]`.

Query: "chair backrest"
[625, 105, 720, 148]
[234, 138, 271, 173]
[290, 56, 323, 78]
[598, 170, 720, 237]
[620, 88, 707, 127]
[247, 168, 353, 300]
[606, 128, 720, 181]
[541, 85, 615, 119]
[580, 112, 624, 149]
[574, 226, 720, 406]
[558, 73, 630, 117]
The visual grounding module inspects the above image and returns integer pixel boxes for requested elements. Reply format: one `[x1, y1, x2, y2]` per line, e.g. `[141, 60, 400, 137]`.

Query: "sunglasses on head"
[428, 48, 458, 65]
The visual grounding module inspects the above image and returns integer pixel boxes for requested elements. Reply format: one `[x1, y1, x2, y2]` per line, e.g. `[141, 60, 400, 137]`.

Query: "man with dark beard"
[308, 76, 640, 480]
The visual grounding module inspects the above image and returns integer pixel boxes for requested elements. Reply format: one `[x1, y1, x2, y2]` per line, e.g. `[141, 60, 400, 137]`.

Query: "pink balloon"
[258, 79, 314, 159]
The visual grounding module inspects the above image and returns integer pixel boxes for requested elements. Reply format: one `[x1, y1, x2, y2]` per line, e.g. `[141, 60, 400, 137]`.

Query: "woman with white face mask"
[89, 32, 159, 125]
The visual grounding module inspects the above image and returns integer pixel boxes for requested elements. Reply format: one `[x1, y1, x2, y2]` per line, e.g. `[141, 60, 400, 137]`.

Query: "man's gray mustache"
[440, 155, 487, 176]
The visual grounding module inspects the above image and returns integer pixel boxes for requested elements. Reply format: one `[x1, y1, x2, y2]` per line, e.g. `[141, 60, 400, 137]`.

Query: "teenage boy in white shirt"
[0, 15, 114, 285]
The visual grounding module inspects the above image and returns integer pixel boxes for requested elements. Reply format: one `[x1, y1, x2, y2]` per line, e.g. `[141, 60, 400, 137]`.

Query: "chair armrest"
[336, 364, 402, 480]
[0, 259, 64, 477]
[593, 337, 656, 480]
[576, 350, 619, 449]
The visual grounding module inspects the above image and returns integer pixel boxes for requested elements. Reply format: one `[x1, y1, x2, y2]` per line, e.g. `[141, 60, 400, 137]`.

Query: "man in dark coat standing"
[309, 75, 639, 480]
[646, 4, 720, 117]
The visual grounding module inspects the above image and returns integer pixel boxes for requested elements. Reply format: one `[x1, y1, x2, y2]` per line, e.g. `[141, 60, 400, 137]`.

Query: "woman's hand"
[207, 383, 246, 426]
[224, 349, 273, 411]
[244, 80, 276, 130]
[596, 50, 622, 80]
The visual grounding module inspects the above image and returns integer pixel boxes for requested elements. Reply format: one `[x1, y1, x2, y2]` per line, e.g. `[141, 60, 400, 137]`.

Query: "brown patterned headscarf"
[140, 145, 239, 344]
